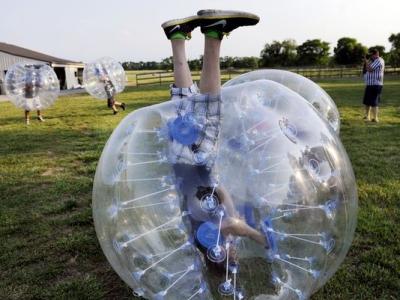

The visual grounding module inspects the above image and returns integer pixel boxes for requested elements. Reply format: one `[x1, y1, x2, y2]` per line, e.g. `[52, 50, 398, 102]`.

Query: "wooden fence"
[134, 66, 400, 87]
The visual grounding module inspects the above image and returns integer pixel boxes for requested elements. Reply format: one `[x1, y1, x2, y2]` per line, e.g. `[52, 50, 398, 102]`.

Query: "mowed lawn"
[0, 77, 399, 299]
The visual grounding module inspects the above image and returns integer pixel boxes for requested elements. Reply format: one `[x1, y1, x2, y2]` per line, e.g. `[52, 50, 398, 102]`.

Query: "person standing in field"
[362, 49, 385, 122]
[24, 71, 45, 125]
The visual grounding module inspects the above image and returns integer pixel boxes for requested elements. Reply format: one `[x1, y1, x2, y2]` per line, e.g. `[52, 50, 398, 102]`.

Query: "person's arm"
[362, 60, 367, 74]
[366, 59, 381, 72]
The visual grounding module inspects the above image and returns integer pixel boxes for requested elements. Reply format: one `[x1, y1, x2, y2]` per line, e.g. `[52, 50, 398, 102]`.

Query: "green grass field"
[0, 77, 399, 299]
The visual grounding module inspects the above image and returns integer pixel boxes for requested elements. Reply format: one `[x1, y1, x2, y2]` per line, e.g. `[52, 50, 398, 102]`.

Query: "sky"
[1, 0, 399, 63]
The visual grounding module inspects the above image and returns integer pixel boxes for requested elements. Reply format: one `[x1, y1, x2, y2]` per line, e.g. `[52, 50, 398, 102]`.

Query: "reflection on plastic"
[92, 78, 357, 299]
[223, 69, 341, 133]
[4, 63, 60, 110]
[83, 57, 126, 99]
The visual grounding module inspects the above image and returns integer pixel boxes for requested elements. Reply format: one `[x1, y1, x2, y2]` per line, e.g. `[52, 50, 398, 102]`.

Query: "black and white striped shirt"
[365, 57, 384, 86]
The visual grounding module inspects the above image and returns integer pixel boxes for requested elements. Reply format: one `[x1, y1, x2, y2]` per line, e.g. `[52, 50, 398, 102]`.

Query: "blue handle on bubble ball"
[168, 114, 200, 145]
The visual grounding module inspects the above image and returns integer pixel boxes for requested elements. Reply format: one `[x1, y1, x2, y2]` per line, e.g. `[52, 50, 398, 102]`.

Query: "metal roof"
[0, 42, 81, 65]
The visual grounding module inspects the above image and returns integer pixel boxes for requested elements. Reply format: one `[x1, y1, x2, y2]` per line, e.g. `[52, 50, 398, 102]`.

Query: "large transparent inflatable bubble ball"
[83, 57, 126, 99]
[4, 63, 60, 111]
[223, 70, 340, 134]
[93, 79, 357, 300]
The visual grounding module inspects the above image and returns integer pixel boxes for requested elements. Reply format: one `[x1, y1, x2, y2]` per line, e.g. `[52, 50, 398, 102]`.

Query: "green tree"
[368, 45, 386, 57]
[160, 57, 173, 71]
[389, 33, 400, 49]
[188, 59, 201, 71]
[233, 56, 259, 69]
[220, 56, 234, 69]
[334, 37, 367, 65]
[388, 33, 400, 67]
[122, 62, 131, 70]
[260, 39, 297, 67]
[296, 39, 330, 66]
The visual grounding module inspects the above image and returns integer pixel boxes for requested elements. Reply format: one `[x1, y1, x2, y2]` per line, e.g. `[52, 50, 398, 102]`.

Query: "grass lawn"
[0, 77, 399, 299]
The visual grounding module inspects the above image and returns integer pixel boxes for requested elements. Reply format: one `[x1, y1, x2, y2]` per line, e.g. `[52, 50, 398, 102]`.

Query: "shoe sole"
[161, 15, 199, 29]
[162, 10, 259, 29]
[197, 9, 260, 23]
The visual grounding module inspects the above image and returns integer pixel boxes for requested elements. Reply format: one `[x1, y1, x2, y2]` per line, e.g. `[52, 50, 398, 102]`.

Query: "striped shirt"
[365, 57, 384, 86]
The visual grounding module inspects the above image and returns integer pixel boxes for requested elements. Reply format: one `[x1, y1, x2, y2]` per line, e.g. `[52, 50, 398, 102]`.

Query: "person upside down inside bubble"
[161, 9, 270, 272]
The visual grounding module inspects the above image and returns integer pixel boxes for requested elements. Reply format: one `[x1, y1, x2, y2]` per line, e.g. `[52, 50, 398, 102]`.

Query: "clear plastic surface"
[93, 79, 357, 299]
[4, 63, 60, 111]
[223, 70, 341, 133]
[83, 57, 126, 99]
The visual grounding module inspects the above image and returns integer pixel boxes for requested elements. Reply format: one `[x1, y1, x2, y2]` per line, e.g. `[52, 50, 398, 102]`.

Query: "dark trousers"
[363, 85, 383, 107]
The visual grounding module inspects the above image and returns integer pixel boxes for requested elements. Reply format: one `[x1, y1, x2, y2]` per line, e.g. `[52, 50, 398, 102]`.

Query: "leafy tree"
[333, 37, 367, 65]
[220, 56, 234, 69]
[368, 45, 386, 56]
[388, 33, 400, 66]
[389, 33, 400, 50]
[233, 56, 259, 69]
[367, 45, 389, 63]
[388, 51, 400, 66]
[160, 57, 173, 71]
[188, 59, 201, 71]
[143, 61, 160, 70]
[296, 39, 330, 66]
[260, 39, 297, 67]
[121, 62, 131, 70]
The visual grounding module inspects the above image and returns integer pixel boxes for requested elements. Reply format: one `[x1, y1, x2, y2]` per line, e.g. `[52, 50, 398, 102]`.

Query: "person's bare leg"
[217, 187, 268, 247]
[222, 217, 268, 246]
[37, 110, 44, 122]
[114, 100, 126, 111]
[162, 15, 199, 88]
[171, 39, 193, 88]
[199, 37, 221, 96]
[364, 105, 371, 120]
[25, 110, 30, 124]
[371, 106, 379, 122]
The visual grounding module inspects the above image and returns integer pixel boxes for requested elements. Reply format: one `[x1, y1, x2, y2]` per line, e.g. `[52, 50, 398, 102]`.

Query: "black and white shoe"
[161, 15, 200, 40]
[197, 9, 259, 37]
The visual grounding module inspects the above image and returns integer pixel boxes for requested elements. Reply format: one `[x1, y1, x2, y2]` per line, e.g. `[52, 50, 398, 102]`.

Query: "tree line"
[122, 33, 400, 70]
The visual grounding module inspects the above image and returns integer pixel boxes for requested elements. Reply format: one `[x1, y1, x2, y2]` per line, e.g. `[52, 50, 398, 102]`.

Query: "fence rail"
[134, 66, 400, 87]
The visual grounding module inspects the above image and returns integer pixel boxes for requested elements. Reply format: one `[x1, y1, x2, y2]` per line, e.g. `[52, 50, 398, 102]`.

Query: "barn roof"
[0, 42, 81, 65]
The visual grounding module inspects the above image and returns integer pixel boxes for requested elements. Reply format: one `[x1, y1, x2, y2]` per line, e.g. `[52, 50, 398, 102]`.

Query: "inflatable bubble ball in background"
[93, 74, 357, 299]
[83, 57, 126, 99]
[223, 70, 341, 134]
[4, 63, 60, 111]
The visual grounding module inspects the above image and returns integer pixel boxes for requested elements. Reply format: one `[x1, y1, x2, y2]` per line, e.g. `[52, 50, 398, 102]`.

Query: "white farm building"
[0, 42, 84, 95]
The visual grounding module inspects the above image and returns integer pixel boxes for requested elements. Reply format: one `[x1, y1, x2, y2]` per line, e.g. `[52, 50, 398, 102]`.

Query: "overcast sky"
[1, 0, 399, 63]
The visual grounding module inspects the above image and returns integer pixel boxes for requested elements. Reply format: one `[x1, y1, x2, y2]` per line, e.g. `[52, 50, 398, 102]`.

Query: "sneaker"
[121, 103, 126, 111]
[371, 118, 379, 123]
[363, 116, 370, 121]
[161, 15, 200, 39]
[113, 110, 118, 115]
[197, 9, 260, 37]
[37, 115, 45, 122]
